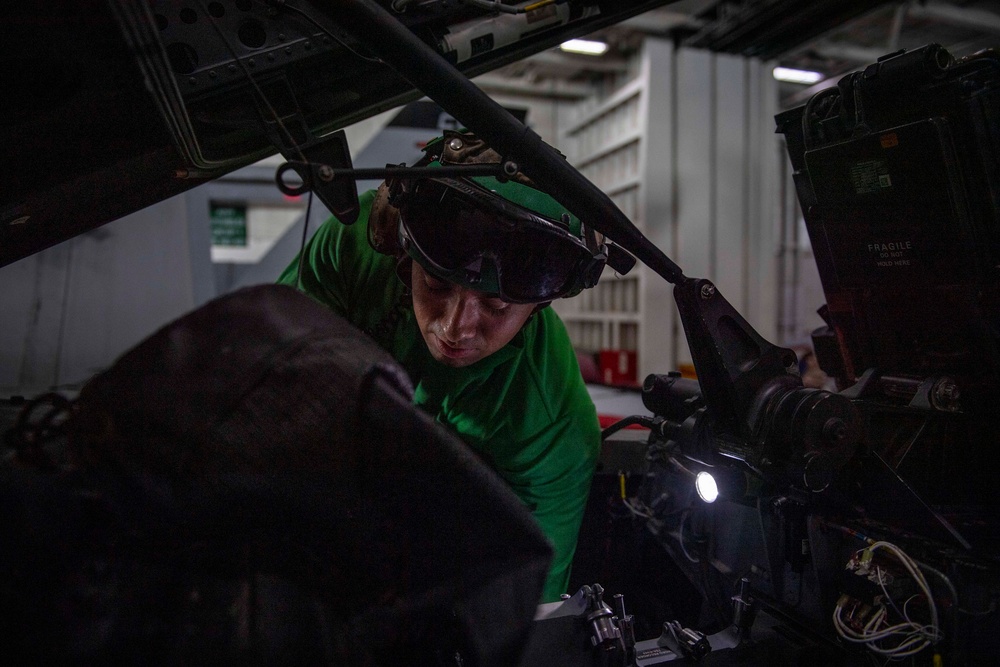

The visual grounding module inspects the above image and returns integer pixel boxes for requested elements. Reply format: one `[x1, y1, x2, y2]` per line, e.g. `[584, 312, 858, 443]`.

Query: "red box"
[598, 349, 637, 386]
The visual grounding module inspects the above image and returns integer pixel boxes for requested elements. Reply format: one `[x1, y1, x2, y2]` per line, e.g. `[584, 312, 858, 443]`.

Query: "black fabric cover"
[2, 284, 551, 666]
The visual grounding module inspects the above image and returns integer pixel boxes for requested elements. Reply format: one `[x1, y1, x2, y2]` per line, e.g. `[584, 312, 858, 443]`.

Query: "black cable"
[600, 415, 659, 441]
[296, 190, 316, 290]
[322, 0, 687, 286]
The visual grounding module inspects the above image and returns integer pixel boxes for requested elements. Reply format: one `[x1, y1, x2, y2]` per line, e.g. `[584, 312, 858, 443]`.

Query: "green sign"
[210, 203, 247, 246]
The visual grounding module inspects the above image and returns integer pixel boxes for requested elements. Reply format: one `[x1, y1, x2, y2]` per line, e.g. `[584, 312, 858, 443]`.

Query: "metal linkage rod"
[323, 0, 686, 285]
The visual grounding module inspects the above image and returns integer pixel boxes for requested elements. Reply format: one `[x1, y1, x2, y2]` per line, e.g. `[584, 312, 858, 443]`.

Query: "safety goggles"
[392, 176, 606, 303]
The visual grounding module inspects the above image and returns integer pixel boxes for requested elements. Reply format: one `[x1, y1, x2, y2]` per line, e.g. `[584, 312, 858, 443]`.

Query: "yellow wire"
[524, 0, 555, 12]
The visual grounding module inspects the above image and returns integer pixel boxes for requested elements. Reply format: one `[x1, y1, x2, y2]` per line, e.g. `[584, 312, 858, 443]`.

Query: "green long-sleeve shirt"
[277, 190, 600, 602]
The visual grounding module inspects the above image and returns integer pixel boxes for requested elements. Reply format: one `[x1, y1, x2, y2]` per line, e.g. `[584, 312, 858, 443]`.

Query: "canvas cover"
[1, 284, 551, 666]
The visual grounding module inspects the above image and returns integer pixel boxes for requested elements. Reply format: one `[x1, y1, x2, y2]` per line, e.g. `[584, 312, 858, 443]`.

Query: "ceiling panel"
[482, 1, 1000, 107]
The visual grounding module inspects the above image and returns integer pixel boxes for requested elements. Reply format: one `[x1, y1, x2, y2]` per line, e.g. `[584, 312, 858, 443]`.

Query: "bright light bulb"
[695, 471, 719, 504]
[772, 67, 824, 84]
[560, 39, 608, 56]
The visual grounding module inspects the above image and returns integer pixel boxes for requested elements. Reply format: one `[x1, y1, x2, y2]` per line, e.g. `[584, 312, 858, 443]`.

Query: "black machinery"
[587, 42, 1000, 667]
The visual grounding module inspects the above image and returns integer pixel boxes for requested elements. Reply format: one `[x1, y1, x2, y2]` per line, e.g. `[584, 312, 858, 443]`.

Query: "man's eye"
[483, 298, 509, 313]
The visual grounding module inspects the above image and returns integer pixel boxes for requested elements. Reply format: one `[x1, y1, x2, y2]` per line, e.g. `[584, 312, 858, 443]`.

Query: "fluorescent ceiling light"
[560, 39, 608, 56]
[772, 66, 824, 84]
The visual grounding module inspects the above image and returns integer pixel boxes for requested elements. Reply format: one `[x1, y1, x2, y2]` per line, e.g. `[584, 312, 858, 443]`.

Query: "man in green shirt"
[278, 130, 606, 602]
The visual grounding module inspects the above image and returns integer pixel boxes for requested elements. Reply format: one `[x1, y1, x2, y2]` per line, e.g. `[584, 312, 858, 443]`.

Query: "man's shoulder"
[521, 306, 576, 364]
[501, 310, 601, 461]
[512, 307, 594, 417]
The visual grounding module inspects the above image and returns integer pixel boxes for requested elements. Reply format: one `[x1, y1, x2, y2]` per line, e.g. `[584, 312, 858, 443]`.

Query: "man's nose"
[441, 294, 478, 341]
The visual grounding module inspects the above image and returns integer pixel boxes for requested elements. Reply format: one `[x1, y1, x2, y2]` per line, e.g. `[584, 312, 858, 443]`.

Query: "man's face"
[411, 261, 536, 368]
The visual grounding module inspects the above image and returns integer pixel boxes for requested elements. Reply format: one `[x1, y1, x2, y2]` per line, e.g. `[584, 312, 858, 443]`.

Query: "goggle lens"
[397, 179, 601, 303]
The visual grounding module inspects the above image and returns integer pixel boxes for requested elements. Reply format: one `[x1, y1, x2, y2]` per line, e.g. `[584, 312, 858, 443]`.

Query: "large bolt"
[822, 417, 847, 445]
[700, 283, 716, 300]
[932, 378, 961, 412]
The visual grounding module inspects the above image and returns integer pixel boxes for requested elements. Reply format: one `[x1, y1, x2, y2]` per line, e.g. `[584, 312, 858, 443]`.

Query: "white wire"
[832, 540, 943, 660]
[622, 498, 654, 519]
[869, 541, 939, 630]
[876, 567, 907, 621]
[834, 606, 925, 643]
[676, 509, 701, 563]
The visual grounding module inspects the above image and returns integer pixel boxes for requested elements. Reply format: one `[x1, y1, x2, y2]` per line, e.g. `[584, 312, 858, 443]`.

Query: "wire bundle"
[833, 540, 943, 660]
